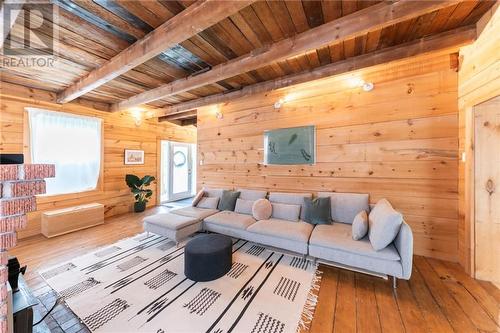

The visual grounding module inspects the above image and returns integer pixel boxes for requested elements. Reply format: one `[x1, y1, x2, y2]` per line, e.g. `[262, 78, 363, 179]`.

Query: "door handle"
[485, 179, 495, 196]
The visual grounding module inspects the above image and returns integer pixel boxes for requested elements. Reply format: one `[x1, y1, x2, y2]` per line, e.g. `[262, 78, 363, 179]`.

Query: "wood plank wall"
[0, 83, 196, 238]
[197, 52, 460, 262]
[457, 3, 500, 274]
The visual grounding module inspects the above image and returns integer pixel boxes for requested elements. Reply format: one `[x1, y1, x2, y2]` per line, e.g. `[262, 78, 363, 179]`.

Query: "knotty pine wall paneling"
[0, 83, 196, 238]
[197, 52, 460, 262]
[457, 3, 500, 274]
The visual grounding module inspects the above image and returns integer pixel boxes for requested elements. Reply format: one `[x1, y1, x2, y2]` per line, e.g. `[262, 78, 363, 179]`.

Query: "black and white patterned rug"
[40, 233, 322, 333]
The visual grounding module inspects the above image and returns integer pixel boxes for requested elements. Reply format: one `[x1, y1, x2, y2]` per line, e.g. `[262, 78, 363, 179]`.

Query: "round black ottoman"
[184, 234, 232, 282]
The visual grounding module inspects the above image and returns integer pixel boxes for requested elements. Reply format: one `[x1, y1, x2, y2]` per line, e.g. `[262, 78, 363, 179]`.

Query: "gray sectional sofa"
[143, 188, 413, 286]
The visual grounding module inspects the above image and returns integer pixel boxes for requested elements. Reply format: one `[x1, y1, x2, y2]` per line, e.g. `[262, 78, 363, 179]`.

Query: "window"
[27, 108, 102, 195]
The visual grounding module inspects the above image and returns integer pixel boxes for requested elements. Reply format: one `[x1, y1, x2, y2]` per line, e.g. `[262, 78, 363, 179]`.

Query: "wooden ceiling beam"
[149, 25, 476, 118]
[159, 117, 197, 127]
[1, 81, 112, 112]
[114, 0, 463, 111]
[181, 118, 198, 127]
[56, 0, 256, 104]
[158, 110, 197, 121]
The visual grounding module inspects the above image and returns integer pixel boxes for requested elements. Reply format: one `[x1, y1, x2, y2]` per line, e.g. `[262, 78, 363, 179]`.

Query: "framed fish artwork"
[263, 125, 316, 165]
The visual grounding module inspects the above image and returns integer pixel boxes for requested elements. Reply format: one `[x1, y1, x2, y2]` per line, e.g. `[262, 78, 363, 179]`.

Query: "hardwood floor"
[11, 207, 500, 333]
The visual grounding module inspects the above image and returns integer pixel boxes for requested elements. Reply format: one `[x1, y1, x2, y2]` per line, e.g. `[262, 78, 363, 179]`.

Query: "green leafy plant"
[125, 174, 155, 212]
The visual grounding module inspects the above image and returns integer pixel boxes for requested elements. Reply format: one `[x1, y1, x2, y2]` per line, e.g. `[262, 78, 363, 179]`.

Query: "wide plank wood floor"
[11, 206, 500, 333]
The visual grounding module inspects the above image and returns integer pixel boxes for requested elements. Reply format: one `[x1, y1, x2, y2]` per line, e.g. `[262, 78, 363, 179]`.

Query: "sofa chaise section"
[171, 206, 218, 220]
[143, 188, 222, 243]
[143, 213, 202, 243]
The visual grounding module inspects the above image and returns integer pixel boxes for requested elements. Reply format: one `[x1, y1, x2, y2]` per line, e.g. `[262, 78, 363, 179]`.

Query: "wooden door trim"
[469, 105, 476, 277]
[156, 138, 162, 206]
[470, 95, 500, 278]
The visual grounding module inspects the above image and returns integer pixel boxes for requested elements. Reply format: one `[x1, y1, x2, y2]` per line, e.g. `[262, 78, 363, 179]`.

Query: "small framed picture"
[124, 149, 144, 165]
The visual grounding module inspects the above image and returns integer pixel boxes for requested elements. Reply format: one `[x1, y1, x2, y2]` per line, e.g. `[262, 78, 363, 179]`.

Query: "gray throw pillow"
[368, 199, 403, 250]
[218, 190, 240, 211]
[303, 197, 332, 225]
[352, 210, 368, 240]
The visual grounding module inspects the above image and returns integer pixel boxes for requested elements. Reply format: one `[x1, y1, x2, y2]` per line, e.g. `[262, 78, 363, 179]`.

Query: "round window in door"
[173, 150, 187, 167]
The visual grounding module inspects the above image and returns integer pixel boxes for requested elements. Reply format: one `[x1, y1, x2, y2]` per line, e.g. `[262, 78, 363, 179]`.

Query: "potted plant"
[125, 174, 155, 212]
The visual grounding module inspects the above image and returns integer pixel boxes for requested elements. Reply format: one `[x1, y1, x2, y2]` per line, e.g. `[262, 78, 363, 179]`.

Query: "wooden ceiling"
[1, 0, 496, 117]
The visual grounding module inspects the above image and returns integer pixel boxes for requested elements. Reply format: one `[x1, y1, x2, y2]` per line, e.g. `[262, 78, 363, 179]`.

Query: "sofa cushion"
[252, 199, 272, 220]
[271, 203, 300, 221]
[245, 232, 309, 255]
[234, 199, 253, 215]
[203, 188, 225, 198]
[352, 210, 368, 240]
[204, 222, 254, 241]
[247, 219, 314, 244]
[143, 213, 199, 230]
[368, 198, 403, 251]
[237, 189, 267, 201]
[309, 223, 400, 261]
[218, 190, 240, 211]
[204, 211, 257, 230]
[197, 197, 219, 209]
[318, 192, 369, 224]
[268, 192, 312, 220]
[171, 206, 218, 220]
[303, 197, 332, 225]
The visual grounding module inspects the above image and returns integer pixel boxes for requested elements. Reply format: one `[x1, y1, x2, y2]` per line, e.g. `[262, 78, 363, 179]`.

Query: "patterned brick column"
[0, 164, 55, 332]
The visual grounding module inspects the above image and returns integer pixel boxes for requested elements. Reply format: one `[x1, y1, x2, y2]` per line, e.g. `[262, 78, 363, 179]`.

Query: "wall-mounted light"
[347, 75, 374, 92]
[273, 94, 295, 110]
[212, 105, 223, 119]
[362, 82, 374, 92]
[130, 108, 144, 126]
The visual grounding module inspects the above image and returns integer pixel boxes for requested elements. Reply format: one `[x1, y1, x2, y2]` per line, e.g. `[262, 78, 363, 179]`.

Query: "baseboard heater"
[41, 203, 104, 238]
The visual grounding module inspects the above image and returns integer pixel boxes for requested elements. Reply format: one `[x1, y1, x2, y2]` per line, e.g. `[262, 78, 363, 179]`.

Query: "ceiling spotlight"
[362, 82, 374, 92]
[215, 111, 223, 119]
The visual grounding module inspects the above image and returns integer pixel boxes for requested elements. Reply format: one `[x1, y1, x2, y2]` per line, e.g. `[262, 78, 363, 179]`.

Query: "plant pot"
[134, 201, 146, 213]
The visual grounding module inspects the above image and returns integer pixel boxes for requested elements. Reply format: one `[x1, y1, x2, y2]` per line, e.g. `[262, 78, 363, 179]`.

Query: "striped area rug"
[40, 233, 322, 333]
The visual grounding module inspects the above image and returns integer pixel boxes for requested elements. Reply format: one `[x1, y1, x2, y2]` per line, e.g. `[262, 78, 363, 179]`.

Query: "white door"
[474, 96, 500, 283]
[168, 142, 193, 201]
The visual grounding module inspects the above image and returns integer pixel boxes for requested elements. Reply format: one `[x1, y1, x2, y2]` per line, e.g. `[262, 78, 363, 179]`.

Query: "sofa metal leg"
[392, 276, 397, 289]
